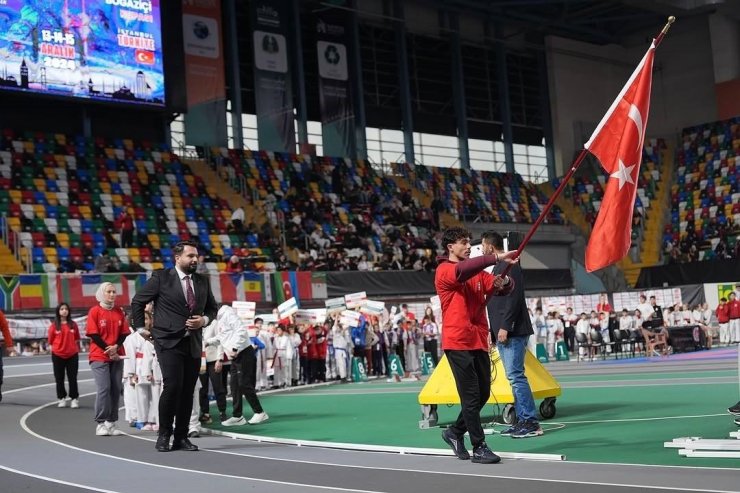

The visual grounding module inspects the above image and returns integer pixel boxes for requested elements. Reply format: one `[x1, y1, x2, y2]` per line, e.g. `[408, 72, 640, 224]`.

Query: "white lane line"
[0, 464, 120, 493]
[2, 379, 94, 395]
[122, 432, 740, 492]
[4, 369, 92, 378]
[3, 362, 54, 368]
[555, 413, 729, 425]
[18, 397, 387, 493]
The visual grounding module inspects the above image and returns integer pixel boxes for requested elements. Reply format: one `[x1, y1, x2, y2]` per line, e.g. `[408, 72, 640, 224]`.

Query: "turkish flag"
[584, 41, 656, 272]
[135, 49, 155, 65]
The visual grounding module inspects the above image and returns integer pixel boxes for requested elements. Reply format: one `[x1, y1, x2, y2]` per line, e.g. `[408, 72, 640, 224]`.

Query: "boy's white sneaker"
[248, 412, 269, 425]
[70, 399, 79, 409]
[95, 423, 111, 436]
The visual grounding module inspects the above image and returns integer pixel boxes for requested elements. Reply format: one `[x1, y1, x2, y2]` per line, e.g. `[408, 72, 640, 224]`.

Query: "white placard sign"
[344, 291, 367, 309]
[231, 301, 256, 322]
[340, 309, 362, 327]
[294, 309, 327, 326]
[325, 297, 346, 314]
[277, 297, 299, 319]
[360, 300, 385, 316]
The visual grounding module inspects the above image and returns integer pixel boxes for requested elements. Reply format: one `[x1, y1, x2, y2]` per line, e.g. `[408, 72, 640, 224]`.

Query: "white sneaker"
[95, 423, 111, 436]
[105, 421, 123, 436]
[57, 398, 68, 408]
[248, 412, 269, 425]
[70, 399, 79, 409]
[221, 416, 246, 427]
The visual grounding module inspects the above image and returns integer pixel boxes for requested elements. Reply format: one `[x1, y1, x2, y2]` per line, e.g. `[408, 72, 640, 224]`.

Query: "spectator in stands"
[94, 251, 112, 273]
[116, 209, 135, 248]
[87, 282, 129, 437]
[48, 303, 81, 409]
[225, 255, 243, 273]
[0, 309, 15, 402]
[230, 206, 245, 234]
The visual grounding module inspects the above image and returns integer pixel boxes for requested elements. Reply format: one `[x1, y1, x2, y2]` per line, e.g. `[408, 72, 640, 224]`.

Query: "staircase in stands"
[182, 158, 259, 225]
[619, 146, 674, 286]
[0, 241, 24, 274]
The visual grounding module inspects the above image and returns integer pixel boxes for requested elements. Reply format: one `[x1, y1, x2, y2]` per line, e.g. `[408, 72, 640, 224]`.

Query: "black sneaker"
[471, 443, 501, 464]
[728, 401, 740, 416]
[499, 422, 520, 437]
[442, 428, 470, 460]
[511, 420, 544, 439]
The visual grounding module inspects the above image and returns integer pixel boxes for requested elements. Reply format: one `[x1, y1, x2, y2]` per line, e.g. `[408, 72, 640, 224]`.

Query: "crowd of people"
[663, 216, 740, 264]
[529, 290, 740, 360]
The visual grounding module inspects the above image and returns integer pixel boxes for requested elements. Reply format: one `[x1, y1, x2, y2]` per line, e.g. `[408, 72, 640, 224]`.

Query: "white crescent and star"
[610, 159, 636, 190]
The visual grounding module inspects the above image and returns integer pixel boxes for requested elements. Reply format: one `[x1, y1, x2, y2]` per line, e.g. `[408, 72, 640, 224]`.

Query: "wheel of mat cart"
[502, 403, 517, 424]
[539, 397, 556, 420]
[430, 404, 438, 423]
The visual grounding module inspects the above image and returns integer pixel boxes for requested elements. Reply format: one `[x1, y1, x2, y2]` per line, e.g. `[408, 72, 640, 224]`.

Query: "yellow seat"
[9, 190, 21, 204]
[128, 248, 140, 262]
[7, 217, 21, 232]
[79, 205, 92, 218]
[57, 233, 69, 247]
[147, 234, 160, 248]
[112, 195, 124, 207]
[33, 204, 45, 217]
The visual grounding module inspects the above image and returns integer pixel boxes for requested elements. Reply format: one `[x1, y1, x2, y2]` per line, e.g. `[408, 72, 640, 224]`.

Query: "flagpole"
[498, 16, 676, 277]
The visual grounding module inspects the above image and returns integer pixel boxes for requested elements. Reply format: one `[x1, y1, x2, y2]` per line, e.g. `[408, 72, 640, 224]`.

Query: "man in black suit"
[482, 231, 542, 439]
[131, 241, 218, 452]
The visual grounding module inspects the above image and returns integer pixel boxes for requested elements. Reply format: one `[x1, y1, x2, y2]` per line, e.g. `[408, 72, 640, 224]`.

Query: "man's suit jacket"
[131, 268, 218, 358]
[486, 262, 534, 340]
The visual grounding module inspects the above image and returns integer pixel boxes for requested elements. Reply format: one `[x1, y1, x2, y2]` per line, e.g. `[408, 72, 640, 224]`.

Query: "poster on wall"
[0, 0, 165, 105]
[314, 7, 355, 157]
[250, 0, 295, 153]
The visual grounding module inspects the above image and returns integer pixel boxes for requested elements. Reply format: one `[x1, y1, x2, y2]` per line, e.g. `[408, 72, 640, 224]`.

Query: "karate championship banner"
[183, 0, 227, 147]
[315, 7, 355, 157]
[250, 0, 296, 152]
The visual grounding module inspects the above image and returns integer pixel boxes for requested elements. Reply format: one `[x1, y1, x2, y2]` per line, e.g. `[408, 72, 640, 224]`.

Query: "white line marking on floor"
[18, 396, 388, 493]
[123, 420, 740, 491]
[555, 413, 729, 425]
[4, 369, 92, 378]
[2, 379, 94, 395]
[0, 464, 120, 493]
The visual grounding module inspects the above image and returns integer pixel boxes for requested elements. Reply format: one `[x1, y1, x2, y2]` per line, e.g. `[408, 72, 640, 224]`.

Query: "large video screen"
[0, 0, 165, 106]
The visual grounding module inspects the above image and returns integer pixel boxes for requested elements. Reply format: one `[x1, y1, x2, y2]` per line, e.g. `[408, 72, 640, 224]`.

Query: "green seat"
[57, 218, 70, 233]
[92, 219, 104, 233]
[32, 218, 46, 232]
[57, 207, 69, 220]
[69, 233, 81, 247]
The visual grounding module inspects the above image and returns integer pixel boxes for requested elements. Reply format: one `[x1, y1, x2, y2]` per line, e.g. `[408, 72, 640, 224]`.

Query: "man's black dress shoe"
[171, 437, 198, 451]
[155, 434, 171, 452]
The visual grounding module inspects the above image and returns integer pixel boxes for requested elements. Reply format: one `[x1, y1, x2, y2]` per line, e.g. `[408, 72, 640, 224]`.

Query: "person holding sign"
[436, 227, 517, 464]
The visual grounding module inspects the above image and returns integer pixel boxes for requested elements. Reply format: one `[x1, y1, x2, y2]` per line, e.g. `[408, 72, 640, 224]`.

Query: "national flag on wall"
[296, 272, 328, 300]
[213, 273, 245, 304]
[18, 275, 58, 309]
[272, 271, 298, 305]
[244, 272, 264, 302]
[0, 275, 20, 310]
[584, 41, 656, 272]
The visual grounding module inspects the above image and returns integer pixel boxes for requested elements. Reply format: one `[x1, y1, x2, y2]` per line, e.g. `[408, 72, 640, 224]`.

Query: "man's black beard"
[183, 263, 197, 275]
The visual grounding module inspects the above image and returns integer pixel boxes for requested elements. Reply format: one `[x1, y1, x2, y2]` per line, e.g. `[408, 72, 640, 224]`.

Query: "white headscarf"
[95, 282, 115, 310]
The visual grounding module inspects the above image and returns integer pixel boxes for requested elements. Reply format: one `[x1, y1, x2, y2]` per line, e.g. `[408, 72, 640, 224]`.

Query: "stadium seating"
[664, 117, 740, 261]
[0, 130, 267, 273]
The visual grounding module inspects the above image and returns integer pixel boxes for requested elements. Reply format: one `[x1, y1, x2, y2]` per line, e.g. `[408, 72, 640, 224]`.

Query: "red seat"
[32, 233, 45, 247]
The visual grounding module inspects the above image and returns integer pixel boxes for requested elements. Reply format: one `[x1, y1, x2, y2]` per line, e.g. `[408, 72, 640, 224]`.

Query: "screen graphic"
[0, 0, 165, 106]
